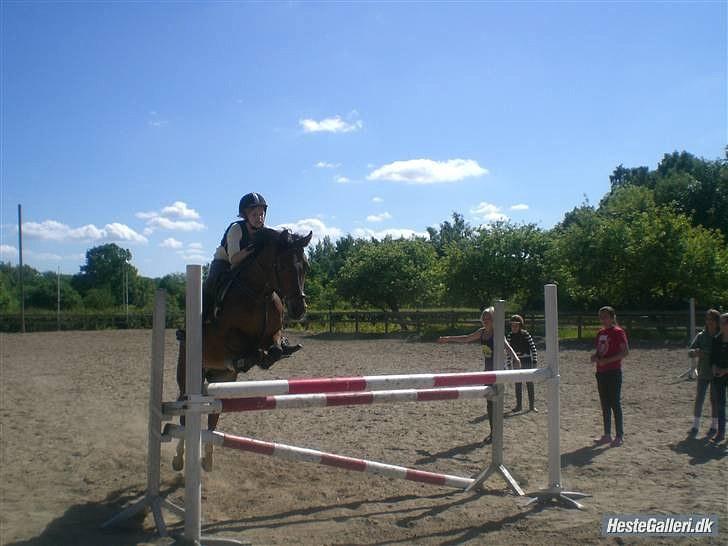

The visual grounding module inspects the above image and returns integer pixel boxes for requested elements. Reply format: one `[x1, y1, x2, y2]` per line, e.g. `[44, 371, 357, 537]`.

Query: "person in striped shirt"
[507, 314, 539, 413]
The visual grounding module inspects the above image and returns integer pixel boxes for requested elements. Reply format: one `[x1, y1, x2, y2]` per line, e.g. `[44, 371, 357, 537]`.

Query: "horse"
[173, 227, 312, 471]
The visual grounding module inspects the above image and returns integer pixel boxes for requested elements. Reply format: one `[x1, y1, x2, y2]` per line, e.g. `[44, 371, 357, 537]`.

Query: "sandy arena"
[1, 329, 726, 545]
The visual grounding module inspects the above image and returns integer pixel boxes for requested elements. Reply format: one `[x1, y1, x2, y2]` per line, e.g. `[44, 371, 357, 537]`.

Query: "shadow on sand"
[669, 435, 728, 465]
[6, 480, 185, 546]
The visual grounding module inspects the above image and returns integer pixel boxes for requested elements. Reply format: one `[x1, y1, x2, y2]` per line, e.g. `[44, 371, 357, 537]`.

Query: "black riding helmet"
[238, 192, 268, 217]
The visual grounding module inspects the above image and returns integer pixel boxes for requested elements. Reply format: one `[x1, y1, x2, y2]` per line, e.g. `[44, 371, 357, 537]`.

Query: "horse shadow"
[4, 478, 184, 546]
[669, 435, 728, 465]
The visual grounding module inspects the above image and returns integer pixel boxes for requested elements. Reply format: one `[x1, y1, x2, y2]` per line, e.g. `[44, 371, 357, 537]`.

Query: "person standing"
[688, 309, 721, 437]
[507, 314, 539, 413]
[590, 306, 629, 447]
[708, 313, 728, 445]
[438, 307, 520, 443]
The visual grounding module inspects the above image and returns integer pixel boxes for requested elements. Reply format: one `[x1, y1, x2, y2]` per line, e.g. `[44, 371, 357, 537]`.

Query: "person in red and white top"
[590, 306, 629, 447]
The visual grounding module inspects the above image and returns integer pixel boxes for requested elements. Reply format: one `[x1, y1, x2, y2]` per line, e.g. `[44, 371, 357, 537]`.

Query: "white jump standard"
[104, 266, 587, 546]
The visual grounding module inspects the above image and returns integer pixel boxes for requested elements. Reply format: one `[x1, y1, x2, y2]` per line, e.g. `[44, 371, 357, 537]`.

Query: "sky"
[1, 1, 725, 278]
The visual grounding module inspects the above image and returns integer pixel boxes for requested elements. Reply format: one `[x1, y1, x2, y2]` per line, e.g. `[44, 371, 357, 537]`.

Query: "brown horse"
[173, 227, 312, 471]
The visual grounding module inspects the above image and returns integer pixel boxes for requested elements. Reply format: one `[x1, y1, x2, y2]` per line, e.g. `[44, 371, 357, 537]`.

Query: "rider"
[202, 192, 268, 323]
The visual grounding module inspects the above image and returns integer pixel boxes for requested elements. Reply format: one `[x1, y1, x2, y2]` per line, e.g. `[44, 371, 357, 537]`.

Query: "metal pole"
[184, 265, 203, 543]
[18, 204, 25, 333]
[57, 266, 61, 331]
[544, 284, 561, 489]
[689, 298, 696, 343]
[148, 291, 165, 509]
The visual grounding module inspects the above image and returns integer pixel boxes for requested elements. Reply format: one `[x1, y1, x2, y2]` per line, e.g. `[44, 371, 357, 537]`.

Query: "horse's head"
[274, 229, 312, 320]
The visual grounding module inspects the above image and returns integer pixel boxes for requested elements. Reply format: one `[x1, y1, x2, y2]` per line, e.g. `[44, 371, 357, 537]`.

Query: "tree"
[426, 212, 474, 256]
[158, 273, 186, 311]
[336, 238, 438, 312]
[306, 235, 364, 309]
[441, 222, 549, 309]
[72, 244, 140, 306]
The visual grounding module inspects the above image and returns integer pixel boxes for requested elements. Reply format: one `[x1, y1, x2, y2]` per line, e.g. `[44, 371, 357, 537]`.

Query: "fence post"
[689, 298, 696, 343]
[577, 315, 582, 340]
[384, 311, 389, 334]
[328, 308, 333, 334]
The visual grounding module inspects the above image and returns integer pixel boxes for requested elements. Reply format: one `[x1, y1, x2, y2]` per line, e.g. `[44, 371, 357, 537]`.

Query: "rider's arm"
[226, 223, 254, 267]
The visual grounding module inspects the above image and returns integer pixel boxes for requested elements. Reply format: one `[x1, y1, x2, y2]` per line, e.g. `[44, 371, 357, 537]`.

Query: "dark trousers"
[202, 259, 230, 321]
[694, 378, 716, 419]
[515, 356, 535, 408]
[596, 370, 623, 437]
[711, 378, 727, 435]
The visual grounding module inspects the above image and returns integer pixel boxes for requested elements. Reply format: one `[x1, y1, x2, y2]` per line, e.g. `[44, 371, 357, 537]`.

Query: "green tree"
[158, 273, 186, 311]
[306, 235, 364, 309]
[336, 238, 438, 312]
[26, 272, 82, 310]
[72, 244, 140, 306]
[441, 222, 548, 309]
[426, 212, 474, 257]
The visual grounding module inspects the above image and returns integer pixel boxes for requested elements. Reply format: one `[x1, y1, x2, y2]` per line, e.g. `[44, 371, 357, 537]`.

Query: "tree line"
[2, 150, 727, 317]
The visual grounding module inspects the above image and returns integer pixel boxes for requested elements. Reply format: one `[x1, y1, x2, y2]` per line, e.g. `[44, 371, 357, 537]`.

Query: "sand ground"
[1, 330, 726, 545]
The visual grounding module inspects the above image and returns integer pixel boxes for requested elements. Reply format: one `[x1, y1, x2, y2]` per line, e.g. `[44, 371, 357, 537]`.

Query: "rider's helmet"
[238, 192, 268, 217]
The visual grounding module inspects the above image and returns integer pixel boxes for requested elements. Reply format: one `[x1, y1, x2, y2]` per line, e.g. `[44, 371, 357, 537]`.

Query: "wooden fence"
[1, 307, 700, 342]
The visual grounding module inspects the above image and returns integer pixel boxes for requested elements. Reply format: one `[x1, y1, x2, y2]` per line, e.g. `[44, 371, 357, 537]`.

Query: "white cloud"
[26, 250, 63, 261]
[315, 161, 340, 169]
[471, 202, 508, 222]
[161, 201, 201, 219]
[1, 244, 17, 259]
[510, 203, 529, 211]
[160, 238, 183, 249]
[274, 218, 343, 246]
[353, 227, 429, 240]
[371, 196, 384, 203]
[335, 176, 350, 184]
[366, 212, 392, 223]
[23, 220, 148, 243]
[136, 201, 205, 233]
[300, 115, 363, 134]
[367, 158, 488, 184]
[175, 242, 208, 262]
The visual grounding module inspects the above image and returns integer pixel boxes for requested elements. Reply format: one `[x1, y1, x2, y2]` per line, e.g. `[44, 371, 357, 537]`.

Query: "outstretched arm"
[438, 329, 483, 344]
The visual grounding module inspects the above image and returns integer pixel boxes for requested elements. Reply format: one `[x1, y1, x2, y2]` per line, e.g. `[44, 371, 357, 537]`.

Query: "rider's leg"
[203, 259, 229, 322]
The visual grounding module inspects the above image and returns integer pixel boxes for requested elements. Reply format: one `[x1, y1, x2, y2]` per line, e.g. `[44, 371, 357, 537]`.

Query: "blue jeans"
[693, 378, 715, 419]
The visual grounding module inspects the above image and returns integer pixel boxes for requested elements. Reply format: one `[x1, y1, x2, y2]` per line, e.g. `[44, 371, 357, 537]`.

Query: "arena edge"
[601, 515, 718, 537]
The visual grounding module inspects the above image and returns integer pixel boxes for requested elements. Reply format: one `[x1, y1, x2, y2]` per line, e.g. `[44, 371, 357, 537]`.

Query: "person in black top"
[203, 192, 268, 323]
[507, 314, 539, 413]
[438, 307, 521, 443]
[709, 313, 728, 444]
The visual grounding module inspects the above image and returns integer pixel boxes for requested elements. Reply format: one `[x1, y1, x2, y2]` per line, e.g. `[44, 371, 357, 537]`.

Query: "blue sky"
[1, 1, 725, 278]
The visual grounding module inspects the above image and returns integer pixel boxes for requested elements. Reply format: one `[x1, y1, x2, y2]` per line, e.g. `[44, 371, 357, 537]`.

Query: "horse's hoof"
[172, 456, 184, 472]
[282, 343, 303, 356]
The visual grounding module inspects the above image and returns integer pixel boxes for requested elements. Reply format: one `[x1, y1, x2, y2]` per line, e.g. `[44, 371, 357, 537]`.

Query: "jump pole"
[182, 265, 247, 546]
[525, 284, 588, 508]
[102, 290, 185, 533]
[166, 425, 476, 489]
[466, 299, 523, 495]
[162, 385, 497, 415]
[204, 368, 549, 398]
